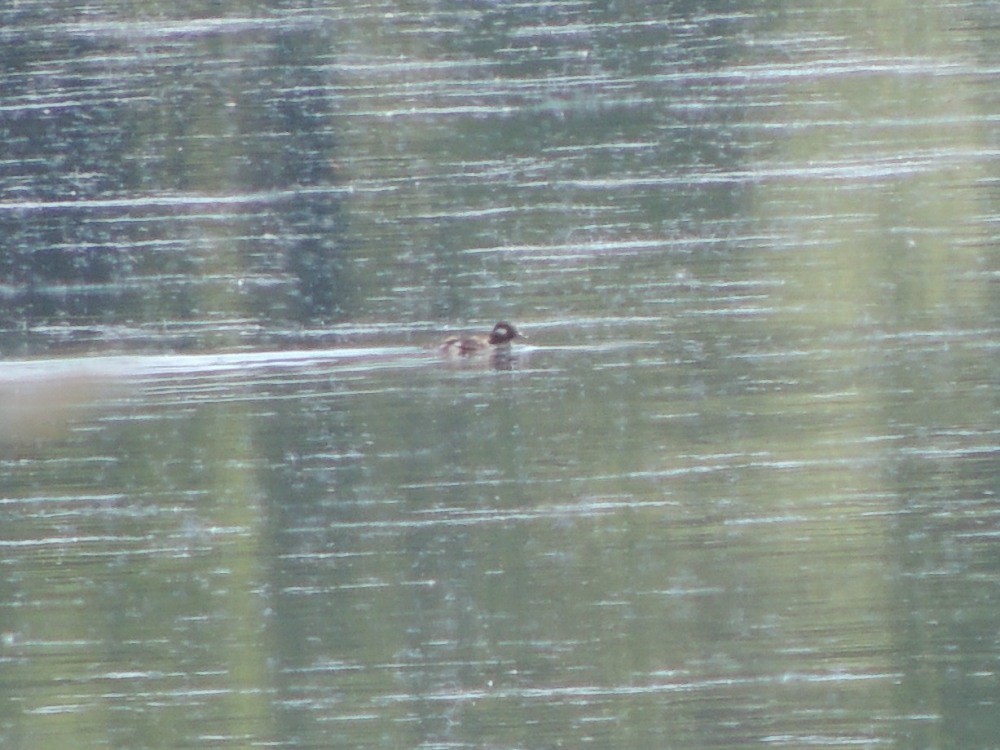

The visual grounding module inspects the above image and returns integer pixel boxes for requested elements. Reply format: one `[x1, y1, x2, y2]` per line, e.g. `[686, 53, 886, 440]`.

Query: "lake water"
[1, 0, 999, 748]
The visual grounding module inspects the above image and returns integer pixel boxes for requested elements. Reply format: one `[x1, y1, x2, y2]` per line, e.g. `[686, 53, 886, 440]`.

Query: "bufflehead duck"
[439, 321, 525, 356]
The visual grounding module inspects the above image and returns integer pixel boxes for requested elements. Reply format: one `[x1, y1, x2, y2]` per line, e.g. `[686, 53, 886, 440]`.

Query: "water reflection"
[0, 10, 349, 343]
[1, 0, 999, 748]
[0, 365, 117, 444]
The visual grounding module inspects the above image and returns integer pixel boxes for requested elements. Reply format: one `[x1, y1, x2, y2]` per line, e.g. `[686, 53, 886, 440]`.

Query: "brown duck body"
[439, 321, 524, 356]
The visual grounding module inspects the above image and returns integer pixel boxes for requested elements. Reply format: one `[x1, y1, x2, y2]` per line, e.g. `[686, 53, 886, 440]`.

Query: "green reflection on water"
[1, 0, 998, 748]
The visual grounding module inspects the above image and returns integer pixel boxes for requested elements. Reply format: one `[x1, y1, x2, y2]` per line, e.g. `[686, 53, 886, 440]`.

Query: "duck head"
[487, 321, 524, 345]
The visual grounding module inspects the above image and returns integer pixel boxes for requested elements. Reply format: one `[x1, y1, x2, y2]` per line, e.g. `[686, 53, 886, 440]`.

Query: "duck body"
[439, 321, 524, 357]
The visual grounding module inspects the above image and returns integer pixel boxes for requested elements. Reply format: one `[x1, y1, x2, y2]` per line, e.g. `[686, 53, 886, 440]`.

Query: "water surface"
[1, 0, 999, 748]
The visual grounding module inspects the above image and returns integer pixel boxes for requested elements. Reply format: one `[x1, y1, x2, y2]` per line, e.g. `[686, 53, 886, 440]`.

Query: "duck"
[439, 321, 525, 357]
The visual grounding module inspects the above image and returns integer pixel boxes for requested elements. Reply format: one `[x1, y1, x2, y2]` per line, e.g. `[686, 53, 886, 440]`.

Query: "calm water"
[2, 0, 999, 748]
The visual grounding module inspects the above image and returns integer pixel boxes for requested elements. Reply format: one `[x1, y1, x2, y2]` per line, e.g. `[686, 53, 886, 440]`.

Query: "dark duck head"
[486, 321, 524, 345]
